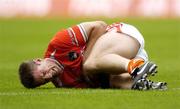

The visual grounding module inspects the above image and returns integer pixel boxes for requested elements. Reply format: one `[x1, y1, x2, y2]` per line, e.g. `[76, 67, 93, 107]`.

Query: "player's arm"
[80, 21, 107, 38]
[79, 21, 107, 60]
[51, 77, 62, 88]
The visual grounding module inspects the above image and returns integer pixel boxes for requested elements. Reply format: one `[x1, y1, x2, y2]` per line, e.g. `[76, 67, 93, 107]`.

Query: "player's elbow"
[95, 21, 107, 28]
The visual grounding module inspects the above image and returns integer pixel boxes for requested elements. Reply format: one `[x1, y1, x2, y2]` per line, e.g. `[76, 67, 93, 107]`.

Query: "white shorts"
[106, 22, 148, 61]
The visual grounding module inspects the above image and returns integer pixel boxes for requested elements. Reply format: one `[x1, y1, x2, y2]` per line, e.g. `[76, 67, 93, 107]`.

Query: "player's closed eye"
[33, 59, 42, 65]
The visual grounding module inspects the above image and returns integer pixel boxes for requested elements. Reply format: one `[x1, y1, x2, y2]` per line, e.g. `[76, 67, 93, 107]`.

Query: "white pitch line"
[0, 90, 116, 96]
[1, 88, 180, 96]
[0, 91, 87, 96]
[171, 88, 180, 90]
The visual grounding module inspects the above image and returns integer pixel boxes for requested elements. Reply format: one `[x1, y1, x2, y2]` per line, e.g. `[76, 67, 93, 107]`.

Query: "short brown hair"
[18, 60, 38, 88]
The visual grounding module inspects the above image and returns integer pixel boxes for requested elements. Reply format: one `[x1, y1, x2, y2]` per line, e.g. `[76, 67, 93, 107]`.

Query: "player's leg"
[109, 73, 133, 89]
[109, 49, 159, 90]
[83, 22, 158, 88]
[109, 73, 167, 90]
[83, 32, 140, 75]
[107, 50, 149, 89]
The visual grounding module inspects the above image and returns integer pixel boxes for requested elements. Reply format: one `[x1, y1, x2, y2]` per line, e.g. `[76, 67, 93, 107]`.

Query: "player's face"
[32, 58, 63, 85]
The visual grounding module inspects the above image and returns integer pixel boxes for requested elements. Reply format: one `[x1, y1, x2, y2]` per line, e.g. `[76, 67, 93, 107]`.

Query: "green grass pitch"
[0, 18, 180, 109]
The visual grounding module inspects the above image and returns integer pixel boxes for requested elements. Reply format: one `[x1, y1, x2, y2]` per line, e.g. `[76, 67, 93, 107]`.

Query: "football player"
[19, 21, 167, 90]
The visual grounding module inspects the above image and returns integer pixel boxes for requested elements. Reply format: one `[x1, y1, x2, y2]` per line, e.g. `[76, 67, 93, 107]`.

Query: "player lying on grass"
[18, 21, 167, 90]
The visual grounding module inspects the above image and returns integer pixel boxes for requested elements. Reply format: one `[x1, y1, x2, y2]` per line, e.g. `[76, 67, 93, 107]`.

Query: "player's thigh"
[88, 32, 140, 59]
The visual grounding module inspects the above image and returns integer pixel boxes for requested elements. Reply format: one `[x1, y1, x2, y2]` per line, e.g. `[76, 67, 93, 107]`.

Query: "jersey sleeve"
[68, 24, 88, 47]
[77, 24, 88, 42]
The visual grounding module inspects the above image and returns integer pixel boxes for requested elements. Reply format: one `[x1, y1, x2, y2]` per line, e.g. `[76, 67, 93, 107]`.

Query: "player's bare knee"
[83, 59, 98, 75]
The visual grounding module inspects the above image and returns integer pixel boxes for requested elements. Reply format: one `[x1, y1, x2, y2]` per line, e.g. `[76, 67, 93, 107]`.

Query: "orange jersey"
[44, 25, 89, 88]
